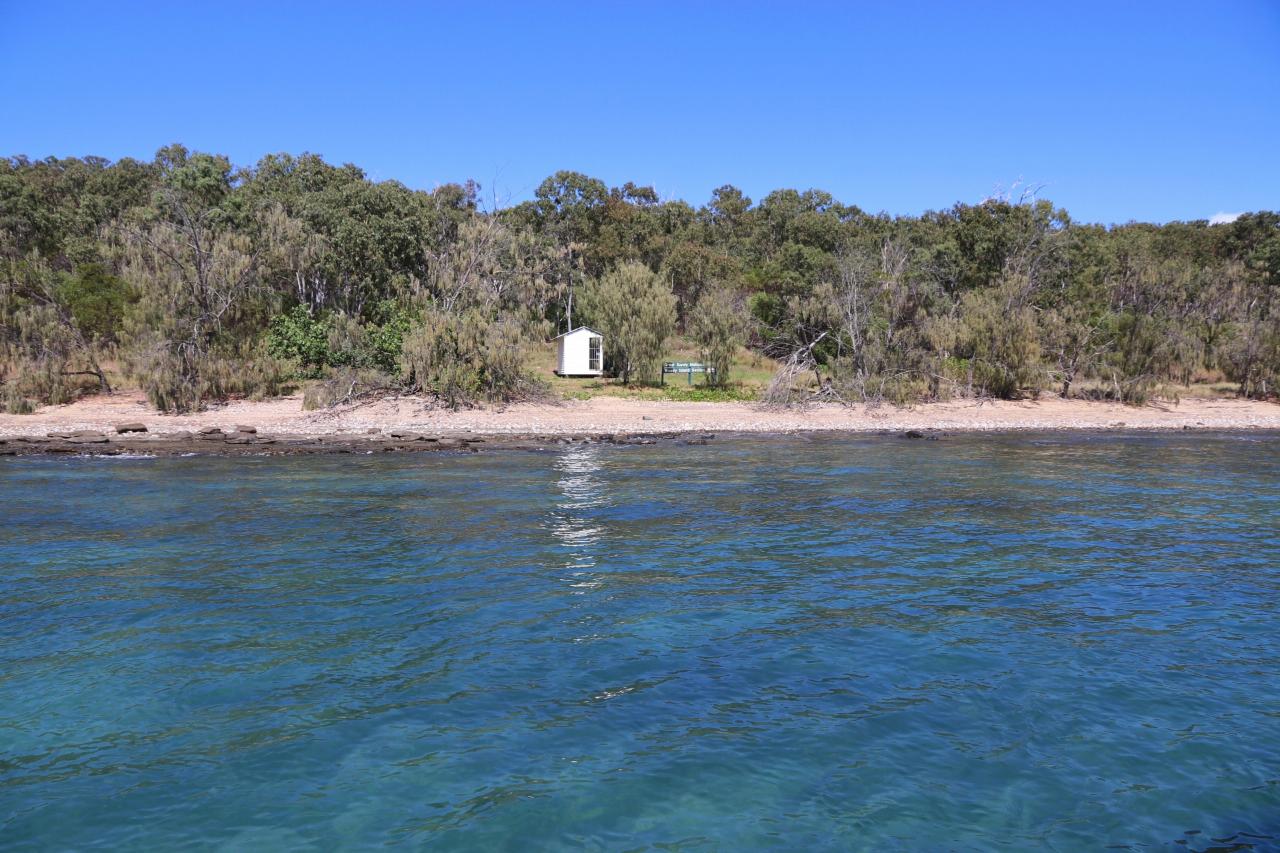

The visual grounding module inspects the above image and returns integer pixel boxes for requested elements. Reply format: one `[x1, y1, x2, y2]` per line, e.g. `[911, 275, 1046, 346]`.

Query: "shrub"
[945, 279, 1045, 399]
[266, 301, 411, 378]
[266, 305, 331, 377]
[1226, 317, 1280, 399]
[401, 307, 543, 408]
[1, 257, 112, 408]
[56, 263, 131, 344]
[580, 262, 677, 383]
[689, 284, 749, 386]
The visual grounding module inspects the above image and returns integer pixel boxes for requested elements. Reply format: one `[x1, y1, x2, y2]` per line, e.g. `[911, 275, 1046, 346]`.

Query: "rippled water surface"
[2, 433, 1279, 850]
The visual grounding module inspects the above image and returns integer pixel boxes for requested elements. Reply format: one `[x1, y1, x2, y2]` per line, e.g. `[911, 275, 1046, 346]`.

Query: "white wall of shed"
[557, 329, 603, 376]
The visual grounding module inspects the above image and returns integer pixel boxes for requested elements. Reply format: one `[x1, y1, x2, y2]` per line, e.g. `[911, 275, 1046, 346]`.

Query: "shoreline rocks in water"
[0, 419, 1273, 457]
[0, 430, 726, 457]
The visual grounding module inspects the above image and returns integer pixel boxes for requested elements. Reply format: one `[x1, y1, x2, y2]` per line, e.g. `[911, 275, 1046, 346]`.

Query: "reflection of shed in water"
[554, 327, 604, 377]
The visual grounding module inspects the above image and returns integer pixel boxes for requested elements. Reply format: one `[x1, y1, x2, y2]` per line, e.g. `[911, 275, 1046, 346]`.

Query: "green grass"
[563, 382, 759, 402]
[536, 336, 777, 402]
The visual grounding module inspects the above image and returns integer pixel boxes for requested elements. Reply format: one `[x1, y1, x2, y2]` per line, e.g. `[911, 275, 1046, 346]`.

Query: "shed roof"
[552, 326, 602, 340]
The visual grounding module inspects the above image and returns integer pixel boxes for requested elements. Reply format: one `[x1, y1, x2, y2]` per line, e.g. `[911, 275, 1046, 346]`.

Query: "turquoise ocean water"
[1, 433, 1278, 850]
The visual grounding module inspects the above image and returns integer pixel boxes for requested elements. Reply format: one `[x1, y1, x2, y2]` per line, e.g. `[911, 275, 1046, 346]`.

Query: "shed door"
[588, 336, 602, 371]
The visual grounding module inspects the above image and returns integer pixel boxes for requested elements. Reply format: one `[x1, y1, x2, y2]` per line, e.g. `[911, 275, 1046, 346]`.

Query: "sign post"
[661, 362, 717, 387]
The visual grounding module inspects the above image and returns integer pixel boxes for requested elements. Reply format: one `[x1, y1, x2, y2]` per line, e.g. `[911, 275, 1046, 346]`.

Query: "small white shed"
[554, 326, 604, 377]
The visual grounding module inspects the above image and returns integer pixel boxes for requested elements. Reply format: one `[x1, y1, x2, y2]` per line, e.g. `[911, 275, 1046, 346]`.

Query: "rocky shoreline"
[3, 421, 1277, 458]
[3, 393, 1279, 456]
[0, 424, 725, 457]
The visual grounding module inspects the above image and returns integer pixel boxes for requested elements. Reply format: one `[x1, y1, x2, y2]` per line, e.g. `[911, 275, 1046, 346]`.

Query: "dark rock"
[904, 430, 925, 439]
[3, 430, 694, 457]
[115, 422, 147, 434]
[388, 430, 422, 441]
[197, 426, 223, 435]
[234, 424, 257, 434]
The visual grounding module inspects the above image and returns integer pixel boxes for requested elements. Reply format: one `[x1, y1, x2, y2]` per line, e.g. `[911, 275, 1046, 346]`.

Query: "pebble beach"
[2, 392, 1278, 455]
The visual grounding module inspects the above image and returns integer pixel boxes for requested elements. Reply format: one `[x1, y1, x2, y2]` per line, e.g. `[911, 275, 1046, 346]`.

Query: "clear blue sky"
[2, 0, 1277, 224]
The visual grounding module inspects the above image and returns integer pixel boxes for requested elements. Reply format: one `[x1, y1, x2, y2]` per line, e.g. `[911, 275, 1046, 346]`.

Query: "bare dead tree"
[761, 330, 829, 409]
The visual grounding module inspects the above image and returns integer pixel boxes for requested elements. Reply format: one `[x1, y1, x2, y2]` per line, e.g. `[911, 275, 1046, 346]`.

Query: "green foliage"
[661, 241, 740, 317]
[2, 145, 1278, 411]
[945, 275, 1045, 399]
[266, 301, 411, 379]
[120, 213, 259, 412]
[660, 383, 758, 402]
[364, 300, 411, 373]
[689, 284, 749, 386]
[563, 381, 759, 402]
[1, 256, 110, 411]
[401, 307, 540, 408]
[57, 263, 131, 343]
[266, 305, 330, 376]
[1226, 316, 1280, 399]
[1104, 312, 1181, 405]
[580, 261, 677, 384]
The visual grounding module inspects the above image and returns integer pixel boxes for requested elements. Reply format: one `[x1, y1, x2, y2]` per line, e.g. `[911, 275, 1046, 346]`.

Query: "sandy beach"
[2, 391, 1278, 442]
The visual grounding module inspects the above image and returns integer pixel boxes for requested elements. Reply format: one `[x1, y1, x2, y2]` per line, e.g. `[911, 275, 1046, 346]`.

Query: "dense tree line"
[2, 145, 1277, 412]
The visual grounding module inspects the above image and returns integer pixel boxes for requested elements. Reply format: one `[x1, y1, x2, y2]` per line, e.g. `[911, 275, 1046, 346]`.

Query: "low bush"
[266, 302, 409, 379]
[401, 307, 546, 408]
